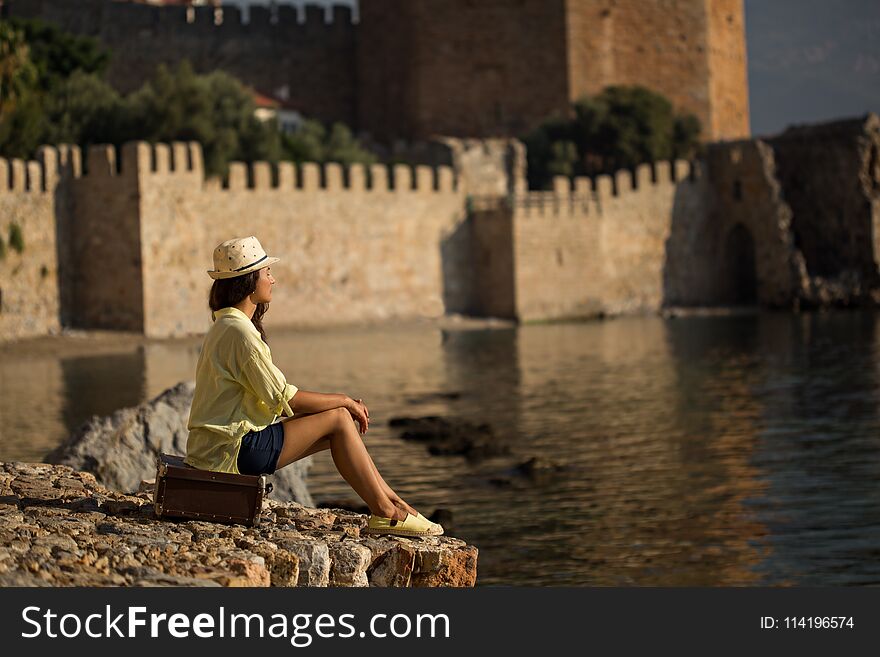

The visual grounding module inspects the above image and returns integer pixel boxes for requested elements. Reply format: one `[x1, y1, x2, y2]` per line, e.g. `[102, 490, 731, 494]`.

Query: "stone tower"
[357, 0, 750, 142]
[8, 0, 750, 144]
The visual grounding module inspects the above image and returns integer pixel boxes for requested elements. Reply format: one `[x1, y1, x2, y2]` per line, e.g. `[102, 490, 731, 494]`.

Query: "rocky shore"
[0, 461, 478, 587]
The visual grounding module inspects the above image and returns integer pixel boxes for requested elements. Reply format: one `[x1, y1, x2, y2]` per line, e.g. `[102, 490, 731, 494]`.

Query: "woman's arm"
[289, 390, 370, 434]
[289, 390, 349, 414]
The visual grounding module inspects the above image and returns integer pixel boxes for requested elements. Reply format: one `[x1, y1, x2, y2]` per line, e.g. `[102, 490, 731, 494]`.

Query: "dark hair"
[209, 270, 269, 343]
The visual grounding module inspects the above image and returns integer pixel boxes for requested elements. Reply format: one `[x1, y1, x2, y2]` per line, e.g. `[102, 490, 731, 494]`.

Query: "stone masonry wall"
[504, 161, 704, 321]
[126, 143, 466, 338]
[69, 144, 145, 331]
[705, 0, 751, 140]
[357, 0, 571, 142]
[677, 140, 808, 308]
[767, 115, 880, 287]
[11, 0, 750, 143]
[0, 151, 61, 341]
[3, 116, 877, 343]
[565, 0, 749, 141]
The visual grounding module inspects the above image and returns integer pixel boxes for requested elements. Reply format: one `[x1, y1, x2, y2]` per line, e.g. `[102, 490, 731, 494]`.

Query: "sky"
[225, 0, 880, 137]
[745, 0, 880, 136]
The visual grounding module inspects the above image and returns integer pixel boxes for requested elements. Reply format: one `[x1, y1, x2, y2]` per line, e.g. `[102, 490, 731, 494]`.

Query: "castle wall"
[357, 0, 571, 142]
[11, 0, 750, 143]
[0, 153, 61, 342]
[701, 140, 807, 307]
[469, 205, 517, 318]
[597, 163, 705, 315]
[69, 144, 145, 331]
[493, 162, 706, 322]
[767, 115, 880, 288]
[510, 182, 601, 321]
[132, 144, 465, 338]
[705, 0, 751, 140]
[565, 0, 749, 141]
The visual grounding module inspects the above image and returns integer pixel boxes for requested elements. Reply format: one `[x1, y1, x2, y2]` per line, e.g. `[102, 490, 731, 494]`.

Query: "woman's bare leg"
[274, 408, 405, 520]
[279, 419, 418, 516]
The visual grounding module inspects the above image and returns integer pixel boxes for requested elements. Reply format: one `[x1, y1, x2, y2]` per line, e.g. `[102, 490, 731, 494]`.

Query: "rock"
[388, 416, 509, 460]
[279, 539, 330, 587]
[0, 461, 478, 588]
[489, 457, 571, 489]
[328, 541, 372, 587]
[368, 543, 416, 587]
[250, 545, 300, 587]
[317, 498, 370, 515]
[405, 391, 462, 404]
[412, 543, 479, 587]
[124, 566, 223, 587]
[45, 381, 313, 505]
[512, 456, 568, 483]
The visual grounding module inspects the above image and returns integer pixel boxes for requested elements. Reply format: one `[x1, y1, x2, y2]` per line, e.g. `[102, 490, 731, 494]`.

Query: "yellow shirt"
[185, 306, 298, 474]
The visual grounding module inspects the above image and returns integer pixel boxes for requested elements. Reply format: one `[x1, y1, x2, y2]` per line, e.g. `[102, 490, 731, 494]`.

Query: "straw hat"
[207, 236, 279, 279]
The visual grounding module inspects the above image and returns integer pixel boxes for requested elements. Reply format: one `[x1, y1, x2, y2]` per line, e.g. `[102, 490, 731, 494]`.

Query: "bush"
[522, 85, 702, 190]
[281, 119, 377, 168]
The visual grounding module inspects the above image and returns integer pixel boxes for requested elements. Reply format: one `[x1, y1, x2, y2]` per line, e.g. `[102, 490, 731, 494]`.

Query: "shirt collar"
[211, 306, 252, 324]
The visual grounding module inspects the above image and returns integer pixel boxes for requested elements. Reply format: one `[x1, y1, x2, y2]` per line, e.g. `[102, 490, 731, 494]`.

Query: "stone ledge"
[0, 462, 478, 588]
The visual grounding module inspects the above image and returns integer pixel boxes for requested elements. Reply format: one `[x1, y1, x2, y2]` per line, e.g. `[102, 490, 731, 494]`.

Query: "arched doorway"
[723, 223, 757, 305]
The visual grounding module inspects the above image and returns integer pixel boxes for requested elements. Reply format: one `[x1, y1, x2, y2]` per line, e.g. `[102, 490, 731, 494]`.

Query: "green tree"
[281, 119, 377, 167]
[0, 19, 109, 157]
[0, 23, 38, 120]
[7, 17, 109, 92]
[523, 85, 702, 190]
[123, 61, 281, 176]
[43, 70, 125, 146]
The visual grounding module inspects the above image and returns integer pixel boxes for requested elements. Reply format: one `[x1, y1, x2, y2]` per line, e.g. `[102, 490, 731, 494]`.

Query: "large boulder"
[44, 381, 312, 506]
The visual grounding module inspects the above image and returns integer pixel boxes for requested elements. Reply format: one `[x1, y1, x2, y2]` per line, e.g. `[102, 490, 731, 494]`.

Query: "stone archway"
[722, 223, 758, 304]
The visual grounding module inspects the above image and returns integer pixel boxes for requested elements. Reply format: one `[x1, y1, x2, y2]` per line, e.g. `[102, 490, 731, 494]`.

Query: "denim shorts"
[237, 422, 284, 475]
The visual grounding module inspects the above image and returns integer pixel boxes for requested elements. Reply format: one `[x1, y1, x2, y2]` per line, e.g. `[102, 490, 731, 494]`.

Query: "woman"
[185, 236, 443, 538]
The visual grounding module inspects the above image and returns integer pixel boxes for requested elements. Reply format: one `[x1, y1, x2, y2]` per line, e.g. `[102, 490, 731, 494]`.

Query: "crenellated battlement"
[513, 159, 698, 218]
[105, 1, 356, 32]
[214, 157, 458, 194]
[0, 145, 83, 194]
[5, 141, 461, 196]
[76, 142, 203, 179]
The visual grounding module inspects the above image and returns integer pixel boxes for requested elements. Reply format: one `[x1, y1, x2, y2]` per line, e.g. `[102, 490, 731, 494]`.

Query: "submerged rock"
[0, 461, 478, 588]
[489, 456, 570, 489]
[44, 381, 312, 506]
[513, 456, 568, 483]
[388, 416, 509, 460]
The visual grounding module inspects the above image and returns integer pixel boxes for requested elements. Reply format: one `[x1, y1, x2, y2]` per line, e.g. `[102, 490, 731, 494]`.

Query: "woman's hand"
[345, 397, 370, 435]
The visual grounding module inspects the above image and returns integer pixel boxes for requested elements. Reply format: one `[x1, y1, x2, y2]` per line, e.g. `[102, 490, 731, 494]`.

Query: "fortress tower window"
[733, 179, 743, 201]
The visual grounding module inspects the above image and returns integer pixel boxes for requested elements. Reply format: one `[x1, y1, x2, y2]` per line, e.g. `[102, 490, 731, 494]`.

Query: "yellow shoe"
[364, 512, 444, 537]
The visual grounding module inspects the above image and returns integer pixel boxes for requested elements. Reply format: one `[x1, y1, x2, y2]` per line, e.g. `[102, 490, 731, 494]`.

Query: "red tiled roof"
[253, 91, 281, 110]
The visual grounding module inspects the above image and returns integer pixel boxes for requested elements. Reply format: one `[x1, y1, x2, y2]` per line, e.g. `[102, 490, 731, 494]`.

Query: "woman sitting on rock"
[185, 236, 443, 538]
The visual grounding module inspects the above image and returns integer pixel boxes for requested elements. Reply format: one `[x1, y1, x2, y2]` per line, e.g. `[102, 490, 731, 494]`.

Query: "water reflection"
[2, 313, 880, 585]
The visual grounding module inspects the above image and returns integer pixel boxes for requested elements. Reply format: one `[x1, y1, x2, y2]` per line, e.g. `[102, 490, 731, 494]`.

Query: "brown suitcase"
[153, 453, 272, 527]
